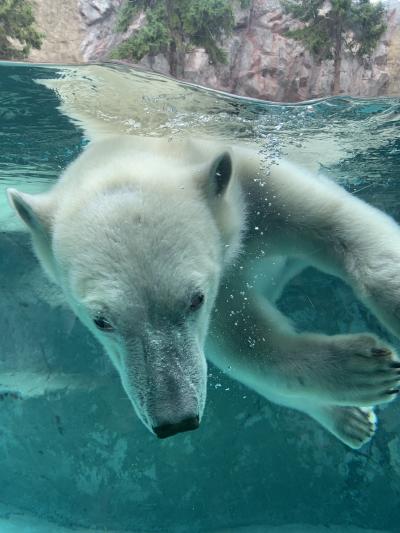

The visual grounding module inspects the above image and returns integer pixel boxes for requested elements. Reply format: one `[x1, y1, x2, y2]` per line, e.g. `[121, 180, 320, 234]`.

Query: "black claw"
[385, 389, 400, 395]
[390, 362, 400, 369]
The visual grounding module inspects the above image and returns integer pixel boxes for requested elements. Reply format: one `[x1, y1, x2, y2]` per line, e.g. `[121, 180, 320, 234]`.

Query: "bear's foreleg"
[210, 290, 400, 409]
[248, 159, 400, 339]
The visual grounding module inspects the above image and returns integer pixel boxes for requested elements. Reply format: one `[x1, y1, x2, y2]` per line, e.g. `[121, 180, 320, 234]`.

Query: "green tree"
[112, 0, 244, 78]
[283, 0, 387, 94]
[0, 0, 43, 60]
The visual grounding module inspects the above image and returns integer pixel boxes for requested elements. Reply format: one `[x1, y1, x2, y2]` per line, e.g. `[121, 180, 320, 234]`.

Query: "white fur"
[7, 134, 400, 447]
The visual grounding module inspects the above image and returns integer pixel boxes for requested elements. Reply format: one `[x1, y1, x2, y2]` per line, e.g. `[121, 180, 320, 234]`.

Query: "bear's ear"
[202, 152, 233, 198]
[7, 188, 53, 238]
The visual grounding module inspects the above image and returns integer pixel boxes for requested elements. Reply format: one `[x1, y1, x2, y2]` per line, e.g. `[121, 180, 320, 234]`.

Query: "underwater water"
[0, 62, 400, 533]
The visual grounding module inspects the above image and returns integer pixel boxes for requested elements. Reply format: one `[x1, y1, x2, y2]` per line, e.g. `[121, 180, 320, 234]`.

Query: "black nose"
[153, 415, 200, 439]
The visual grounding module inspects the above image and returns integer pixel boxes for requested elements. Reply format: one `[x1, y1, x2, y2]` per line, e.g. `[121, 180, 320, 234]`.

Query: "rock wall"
[140, 0, 400, 101]
[29, 0, 84, 63]
[386, 1, 400, 95]
[28, 0, 400, 101]
[79, 0, 124, 60]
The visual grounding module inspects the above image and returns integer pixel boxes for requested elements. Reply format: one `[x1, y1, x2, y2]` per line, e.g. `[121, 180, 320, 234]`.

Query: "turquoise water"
[0, 62, 400, 532]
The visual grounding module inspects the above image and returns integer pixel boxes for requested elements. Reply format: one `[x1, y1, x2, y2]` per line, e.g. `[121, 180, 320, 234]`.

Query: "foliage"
[181, 0, 235, 64]
[114, 3, 170, 60]
[115, 0, 141, 33]
[282, 0, 386, 62]
[0, 0, 43, 60]
[112, 0, 242, 75]
[348, 0, 387, 57]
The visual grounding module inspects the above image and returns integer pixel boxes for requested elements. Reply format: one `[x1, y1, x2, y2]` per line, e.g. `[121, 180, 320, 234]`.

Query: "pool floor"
[0, 504, 388, 533]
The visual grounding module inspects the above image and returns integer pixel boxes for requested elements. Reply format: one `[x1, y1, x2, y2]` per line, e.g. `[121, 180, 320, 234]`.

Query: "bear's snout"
[153, 415, 200, 439]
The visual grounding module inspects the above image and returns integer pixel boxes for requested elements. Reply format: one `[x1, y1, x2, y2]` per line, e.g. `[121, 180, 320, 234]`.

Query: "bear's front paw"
[324, 333, 400, 406]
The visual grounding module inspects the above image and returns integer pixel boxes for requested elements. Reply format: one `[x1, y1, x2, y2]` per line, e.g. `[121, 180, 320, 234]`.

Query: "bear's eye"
[189, 292, 204, 312]
[93, 316, 114, 331]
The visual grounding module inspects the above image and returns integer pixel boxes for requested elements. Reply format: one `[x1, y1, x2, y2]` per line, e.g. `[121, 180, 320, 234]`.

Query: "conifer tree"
[112, 0, 241, 78]
[283, 0, 386, 94]
[0, 0, 43, 60]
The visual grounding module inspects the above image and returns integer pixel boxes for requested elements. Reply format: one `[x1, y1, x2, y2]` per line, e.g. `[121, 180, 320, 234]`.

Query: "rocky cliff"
[29, 0, 84, 63]
[29, 0, 400, 101]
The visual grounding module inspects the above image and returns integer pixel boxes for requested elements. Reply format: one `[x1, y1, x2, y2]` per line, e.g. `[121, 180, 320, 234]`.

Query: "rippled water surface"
[0, 62, 400, 533]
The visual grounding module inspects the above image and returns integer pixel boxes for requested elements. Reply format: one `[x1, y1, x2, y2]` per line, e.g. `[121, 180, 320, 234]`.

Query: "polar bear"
[7, 134, 400, 448]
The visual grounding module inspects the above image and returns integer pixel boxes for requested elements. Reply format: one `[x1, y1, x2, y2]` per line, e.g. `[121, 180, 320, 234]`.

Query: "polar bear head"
[7, 138, 246, 438]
